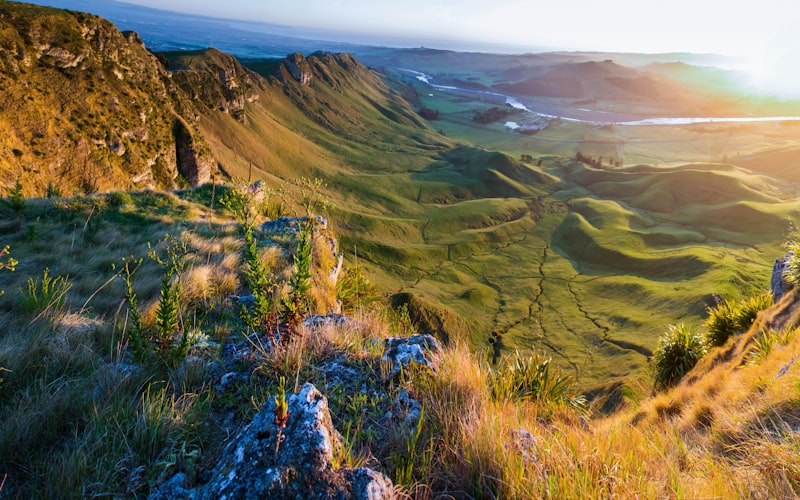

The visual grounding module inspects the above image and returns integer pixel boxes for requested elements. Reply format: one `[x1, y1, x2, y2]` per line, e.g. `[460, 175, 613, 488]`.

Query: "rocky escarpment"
[0, 3, 194, 192]
[165, 48, 261, 123]
[278, 52, 313, 86]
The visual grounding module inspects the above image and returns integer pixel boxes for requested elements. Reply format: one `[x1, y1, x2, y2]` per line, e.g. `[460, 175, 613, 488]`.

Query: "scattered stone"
[771, 251, 793, 302]
[507, 429, 539, 467]
[304, 314, 348, 329]
[260, 215, 327, 234]
[392, 389, 422, 431]
[218, 371, 241, 390]
[382, 334, 443, 380]
[226, 294, 256, 309]
[149, 383, 394, 499]
[776, 358, 796, 379]
[317, 355, 363, 389]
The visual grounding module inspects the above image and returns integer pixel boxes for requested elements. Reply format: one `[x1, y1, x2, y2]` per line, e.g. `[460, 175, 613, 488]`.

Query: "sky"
[30, 0, 800, 96]
[111, 0, 797, 54]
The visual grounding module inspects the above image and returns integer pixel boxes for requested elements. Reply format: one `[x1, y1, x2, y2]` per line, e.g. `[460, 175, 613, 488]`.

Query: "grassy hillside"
[0, 184, 799, 497]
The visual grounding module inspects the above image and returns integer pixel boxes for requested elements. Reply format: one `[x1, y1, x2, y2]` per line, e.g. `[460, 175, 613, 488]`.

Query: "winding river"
[401, 69, 800, 127]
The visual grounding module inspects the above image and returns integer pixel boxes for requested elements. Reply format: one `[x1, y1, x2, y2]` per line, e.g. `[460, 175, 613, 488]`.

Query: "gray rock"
[382, 334, 443, 380]
[281, 53, 313, 85]
[507, 429, 539, 467]
[260, 215, 327, 234]
[304, 314, 348, 329]
[772, 251, 794, 301]
[393, 389, 422, 431]
[150, 383, 394, 499]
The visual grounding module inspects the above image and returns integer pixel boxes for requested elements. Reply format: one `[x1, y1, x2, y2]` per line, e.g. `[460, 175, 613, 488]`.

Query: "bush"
[652, 323, 707, 390]
[734, 293, 772, 331]
[490, 350, 586, 410]
[5, 179, 26, 214]
[21, 268, 72, 316]
[703, 301, 737, 347]
[703, 293, 773, 347]
[783, 243, 800, 288]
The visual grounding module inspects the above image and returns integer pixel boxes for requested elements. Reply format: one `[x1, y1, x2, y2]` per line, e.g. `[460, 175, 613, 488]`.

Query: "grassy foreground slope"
[1, 185, 799, 498]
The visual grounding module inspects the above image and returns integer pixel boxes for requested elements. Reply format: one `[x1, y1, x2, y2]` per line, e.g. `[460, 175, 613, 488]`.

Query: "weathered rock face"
[771, 252, 793, 302]
[149, 383, 394, 499]
[281, 53, 313, 85]
[382, 334, 443, 380]
[0, 3, 185, 192]
[173, 119, 213, 186]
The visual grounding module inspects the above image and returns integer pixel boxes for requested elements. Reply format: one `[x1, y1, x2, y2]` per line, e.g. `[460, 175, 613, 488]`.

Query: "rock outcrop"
[149, 383, 394, 499]
[173, 119, 213, 186]
[280, 53, 313, 85]
[382, 334, 443, 380]
[771, 252, 793, 302]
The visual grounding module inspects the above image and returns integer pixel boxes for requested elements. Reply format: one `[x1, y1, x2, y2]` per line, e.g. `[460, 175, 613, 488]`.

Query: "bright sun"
[743, 27, 800, 99]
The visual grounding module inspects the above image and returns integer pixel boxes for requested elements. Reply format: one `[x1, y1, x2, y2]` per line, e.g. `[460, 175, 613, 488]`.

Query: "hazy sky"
[114, 0, 798, 56]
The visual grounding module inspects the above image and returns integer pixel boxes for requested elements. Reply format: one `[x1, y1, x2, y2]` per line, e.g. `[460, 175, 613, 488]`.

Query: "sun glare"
[742, 23, 800, 99]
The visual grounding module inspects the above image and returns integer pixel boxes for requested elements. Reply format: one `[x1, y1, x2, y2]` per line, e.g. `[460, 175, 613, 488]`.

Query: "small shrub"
[22, 268, 72, 316]
[704, 293, 773, 347]
[5, 179, 26, 214]
[118, 235, 195, 364]
[490, 350, 586, 410]
[703, 301, 737, 347]
[280, 220, 313, 340]
[783, 243, 800, 288]
[746, 331, 778, 366]
[45, 181, 62, 198]
[0, 246, 17, 297]
[651, 323, 707, 390]
[336, 265, 379, 313]
[734, 293, 772, 331]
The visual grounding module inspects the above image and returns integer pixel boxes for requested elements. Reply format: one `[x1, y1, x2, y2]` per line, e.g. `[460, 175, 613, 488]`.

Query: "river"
[401, 69, 800, 127]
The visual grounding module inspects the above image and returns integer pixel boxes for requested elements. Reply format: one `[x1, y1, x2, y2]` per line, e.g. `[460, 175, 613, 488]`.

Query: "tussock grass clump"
[490, 350, 586, 410]
[652, 323, 707, 390]
[704, 293, 773, 347]
[782, 243, 800, 289]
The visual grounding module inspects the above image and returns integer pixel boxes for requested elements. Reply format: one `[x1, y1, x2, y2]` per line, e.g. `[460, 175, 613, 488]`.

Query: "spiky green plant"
[21, 268, 72, 316]
[119, 256, 148, 361]
[148, 235, 193, 360]
[0, 246, 17, 298]
[273, 376, 290, 456]
[703, 300, 738, 347]
[490, 350, 586, 410]
[734, 293, 772, 331]
[652, 323, 707, 390]
[280, 219, 313, 341]
[783, 243, 800, 289]
[704, 293, 773, 348]
[5, 180, 26, 214]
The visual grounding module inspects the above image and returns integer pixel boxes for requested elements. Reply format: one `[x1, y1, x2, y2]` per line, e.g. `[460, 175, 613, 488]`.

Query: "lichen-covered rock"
[382, 334, 443, 380]
[149, 383, 394, 499]
[772, 252, 793, 302]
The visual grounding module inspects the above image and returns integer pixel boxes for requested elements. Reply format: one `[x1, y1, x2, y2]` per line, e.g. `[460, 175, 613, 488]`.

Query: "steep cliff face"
[163, 48, 261, 123]
[0, 3, 184, 192]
